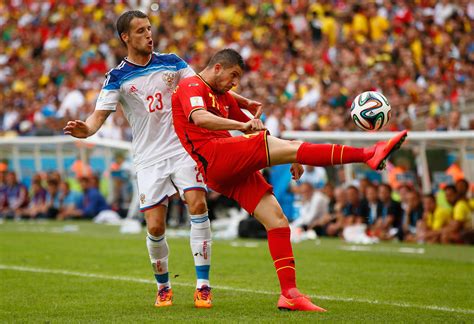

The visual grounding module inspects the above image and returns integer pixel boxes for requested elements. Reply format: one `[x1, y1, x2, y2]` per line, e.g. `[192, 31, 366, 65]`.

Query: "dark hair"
[207, 48, 245, 70]
[116, 10, 148, 46]
[444, 185, 456, 193]
[379, 183, 392, 193]
[423, 193, 436, 201]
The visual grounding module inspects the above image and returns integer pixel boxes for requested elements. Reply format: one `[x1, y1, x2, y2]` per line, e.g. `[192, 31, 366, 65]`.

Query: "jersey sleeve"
[95, 71, 120, 111]
[227, 94, 251, 123]
[177, 81, 208, 121]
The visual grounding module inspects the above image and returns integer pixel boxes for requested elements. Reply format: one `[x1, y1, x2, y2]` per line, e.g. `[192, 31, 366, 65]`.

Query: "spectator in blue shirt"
[57, 180, 82, 220]
[64, 175, 109, 220]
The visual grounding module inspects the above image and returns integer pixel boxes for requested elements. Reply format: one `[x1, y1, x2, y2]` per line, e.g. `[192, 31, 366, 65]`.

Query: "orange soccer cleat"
[154, 287, 173, 307]
[365, 130, 408, 170]
[194, 285, 212, 308]
[277, 294, 327, 312]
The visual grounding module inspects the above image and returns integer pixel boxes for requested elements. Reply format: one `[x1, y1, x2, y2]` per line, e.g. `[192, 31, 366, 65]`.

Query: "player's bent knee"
[147, 223, 166, 237]
[187, 200, 207, 215]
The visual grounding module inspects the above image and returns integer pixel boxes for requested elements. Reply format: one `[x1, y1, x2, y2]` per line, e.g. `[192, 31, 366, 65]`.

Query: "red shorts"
[197, 130, 273, 213]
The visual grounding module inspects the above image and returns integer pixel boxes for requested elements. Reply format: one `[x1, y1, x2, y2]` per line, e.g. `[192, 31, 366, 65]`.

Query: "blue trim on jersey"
[104, 53, 189, 90]
[190, 216, 209, 224]
[195, 265, 210, 280]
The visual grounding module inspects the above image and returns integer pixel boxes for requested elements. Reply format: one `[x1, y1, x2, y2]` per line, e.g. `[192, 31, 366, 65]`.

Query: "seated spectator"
[441, 180, 473, 244]
[342, 185, 364, 226]
[0, 171, 29, 219]
[416, 194, 452, 244]
[63, 175, 109, 220]
[308, 183, 337, 236]
[23, 176, 47, 219]
[56, 180, 83, 221]
[402, 189, 424, 242]
[360, 183, 383, 229]
[0, 171, 7, 215]
[36, 178, 61, 219]
[326, 185, 363, 237]
[290, 182, 329, 241]
[297, 166, 327, 189]
[375, 183, 403, 240]
[325, 186, 347, 237]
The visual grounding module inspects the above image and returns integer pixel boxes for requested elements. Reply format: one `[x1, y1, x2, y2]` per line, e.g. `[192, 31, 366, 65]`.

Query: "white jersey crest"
[95, 52, 195, 171]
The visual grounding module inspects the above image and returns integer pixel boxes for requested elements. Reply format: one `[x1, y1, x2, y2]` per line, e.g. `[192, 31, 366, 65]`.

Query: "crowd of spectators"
[289, 175, 473, 244]
[1, 164, 472, 245]
[1, 0, 474, 138]
[0, 169, 111, 221]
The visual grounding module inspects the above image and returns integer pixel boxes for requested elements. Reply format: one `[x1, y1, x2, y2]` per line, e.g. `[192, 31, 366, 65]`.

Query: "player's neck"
[126, 52, 152, 66]
[197, 71, 217, 92]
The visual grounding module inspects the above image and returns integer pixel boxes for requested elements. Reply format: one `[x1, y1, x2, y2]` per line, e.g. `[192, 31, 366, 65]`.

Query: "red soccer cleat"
[277, 294, 327, 312]
[365, 130, 408, 170]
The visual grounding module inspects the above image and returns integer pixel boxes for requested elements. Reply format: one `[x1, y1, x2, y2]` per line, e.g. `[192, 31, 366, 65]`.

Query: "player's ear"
[121, 32, 129, 44]
[214, 63, 222, 74]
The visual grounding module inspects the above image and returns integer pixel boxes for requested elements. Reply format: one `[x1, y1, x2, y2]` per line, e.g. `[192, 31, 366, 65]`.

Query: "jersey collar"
[196, 73, 217, 93]
[124, 54, 153, 67]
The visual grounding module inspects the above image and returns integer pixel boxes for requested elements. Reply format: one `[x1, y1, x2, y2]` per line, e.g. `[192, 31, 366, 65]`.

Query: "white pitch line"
[1, 264, 473, 315]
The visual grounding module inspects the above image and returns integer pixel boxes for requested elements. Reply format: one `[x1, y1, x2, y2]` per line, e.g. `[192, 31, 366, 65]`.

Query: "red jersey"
[172, 75, 273, 214]
[171, 75, 250, 152]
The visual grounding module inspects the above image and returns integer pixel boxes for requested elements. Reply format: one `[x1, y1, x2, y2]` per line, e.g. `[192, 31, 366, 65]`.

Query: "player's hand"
[247, 100, 263, 119]
[290, 163, 304, 180]
[242, 119, 265, 133]
[63, 120, 89, 138]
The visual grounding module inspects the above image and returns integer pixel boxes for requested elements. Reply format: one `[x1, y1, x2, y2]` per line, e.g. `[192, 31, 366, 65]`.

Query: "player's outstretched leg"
[254, 194, 327, 312]
[145, 208, 173, 307]
[268, 130, 407, 171]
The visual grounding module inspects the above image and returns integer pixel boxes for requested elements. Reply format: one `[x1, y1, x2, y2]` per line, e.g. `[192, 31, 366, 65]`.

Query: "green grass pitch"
[1, 221, 473, 323]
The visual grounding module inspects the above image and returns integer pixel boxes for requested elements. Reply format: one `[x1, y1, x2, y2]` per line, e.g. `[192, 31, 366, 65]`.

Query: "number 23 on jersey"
[147, 92, 163, 112]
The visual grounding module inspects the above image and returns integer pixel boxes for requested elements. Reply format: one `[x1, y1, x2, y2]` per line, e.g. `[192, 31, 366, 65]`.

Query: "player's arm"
[63, 110, 112, 138]
[229, 91, 262, 118]
[191, 109, 263, 132]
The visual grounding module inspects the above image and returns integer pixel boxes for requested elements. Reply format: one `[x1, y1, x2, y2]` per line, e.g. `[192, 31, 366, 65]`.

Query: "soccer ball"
[350, 91, 391, 131]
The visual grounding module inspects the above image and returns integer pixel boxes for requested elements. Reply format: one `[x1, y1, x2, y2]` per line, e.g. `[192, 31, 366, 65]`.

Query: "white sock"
[190, 212, 212, 288]
[146, 232, 171, 290]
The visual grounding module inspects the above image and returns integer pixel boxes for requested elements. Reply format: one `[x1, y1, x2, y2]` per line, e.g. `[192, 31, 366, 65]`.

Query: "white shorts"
[136, 153, 206, 212]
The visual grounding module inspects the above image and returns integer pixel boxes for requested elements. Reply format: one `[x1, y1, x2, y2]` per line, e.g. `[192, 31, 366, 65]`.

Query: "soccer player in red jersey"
[172, 49, 407, 311]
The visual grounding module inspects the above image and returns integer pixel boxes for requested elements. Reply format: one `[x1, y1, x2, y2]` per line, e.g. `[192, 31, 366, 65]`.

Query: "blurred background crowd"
[1, 0, 473, 138]
[0, 1, 472, 244]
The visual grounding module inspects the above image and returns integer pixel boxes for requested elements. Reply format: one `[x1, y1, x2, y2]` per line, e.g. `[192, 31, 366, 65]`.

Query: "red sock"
[267, 227, 299, 298]
[296, 143, 374, 166]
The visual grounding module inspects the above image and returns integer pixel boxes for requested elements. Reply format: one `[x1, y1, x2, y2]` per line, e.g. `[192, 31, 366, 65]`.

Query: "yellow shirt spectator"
[426, 207, 451, 231]
[352, 13, 368, 43]
[321, 15, 338, 46]
[453, 200, 472, 228]
[369, 15, 389, 41]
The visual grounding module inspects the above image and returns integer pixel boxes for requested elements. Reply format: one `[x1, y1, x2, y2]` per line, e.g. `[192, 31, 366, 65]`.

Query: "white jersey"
[95, 52, 195, 171]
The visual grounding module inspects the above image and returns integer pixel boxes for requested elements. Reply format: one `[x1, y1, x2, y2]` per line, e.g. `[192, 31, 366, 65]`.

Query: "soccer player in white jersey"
[63, 10, 262, 308]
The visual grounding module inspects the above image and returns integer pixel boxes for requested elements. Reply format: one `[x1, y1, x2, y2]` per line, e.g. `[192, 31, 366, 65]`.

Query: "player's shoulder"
[177, 75, 204, 89]
[102, 60, 132, 90]
[151, 52, 188, 70]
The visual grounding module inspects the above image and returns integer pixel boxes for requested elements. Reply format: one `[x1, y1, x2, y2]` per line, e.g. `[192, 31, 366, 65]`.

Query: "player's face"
[214, 64, 242, 94]
[123, 18, 153, 56]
